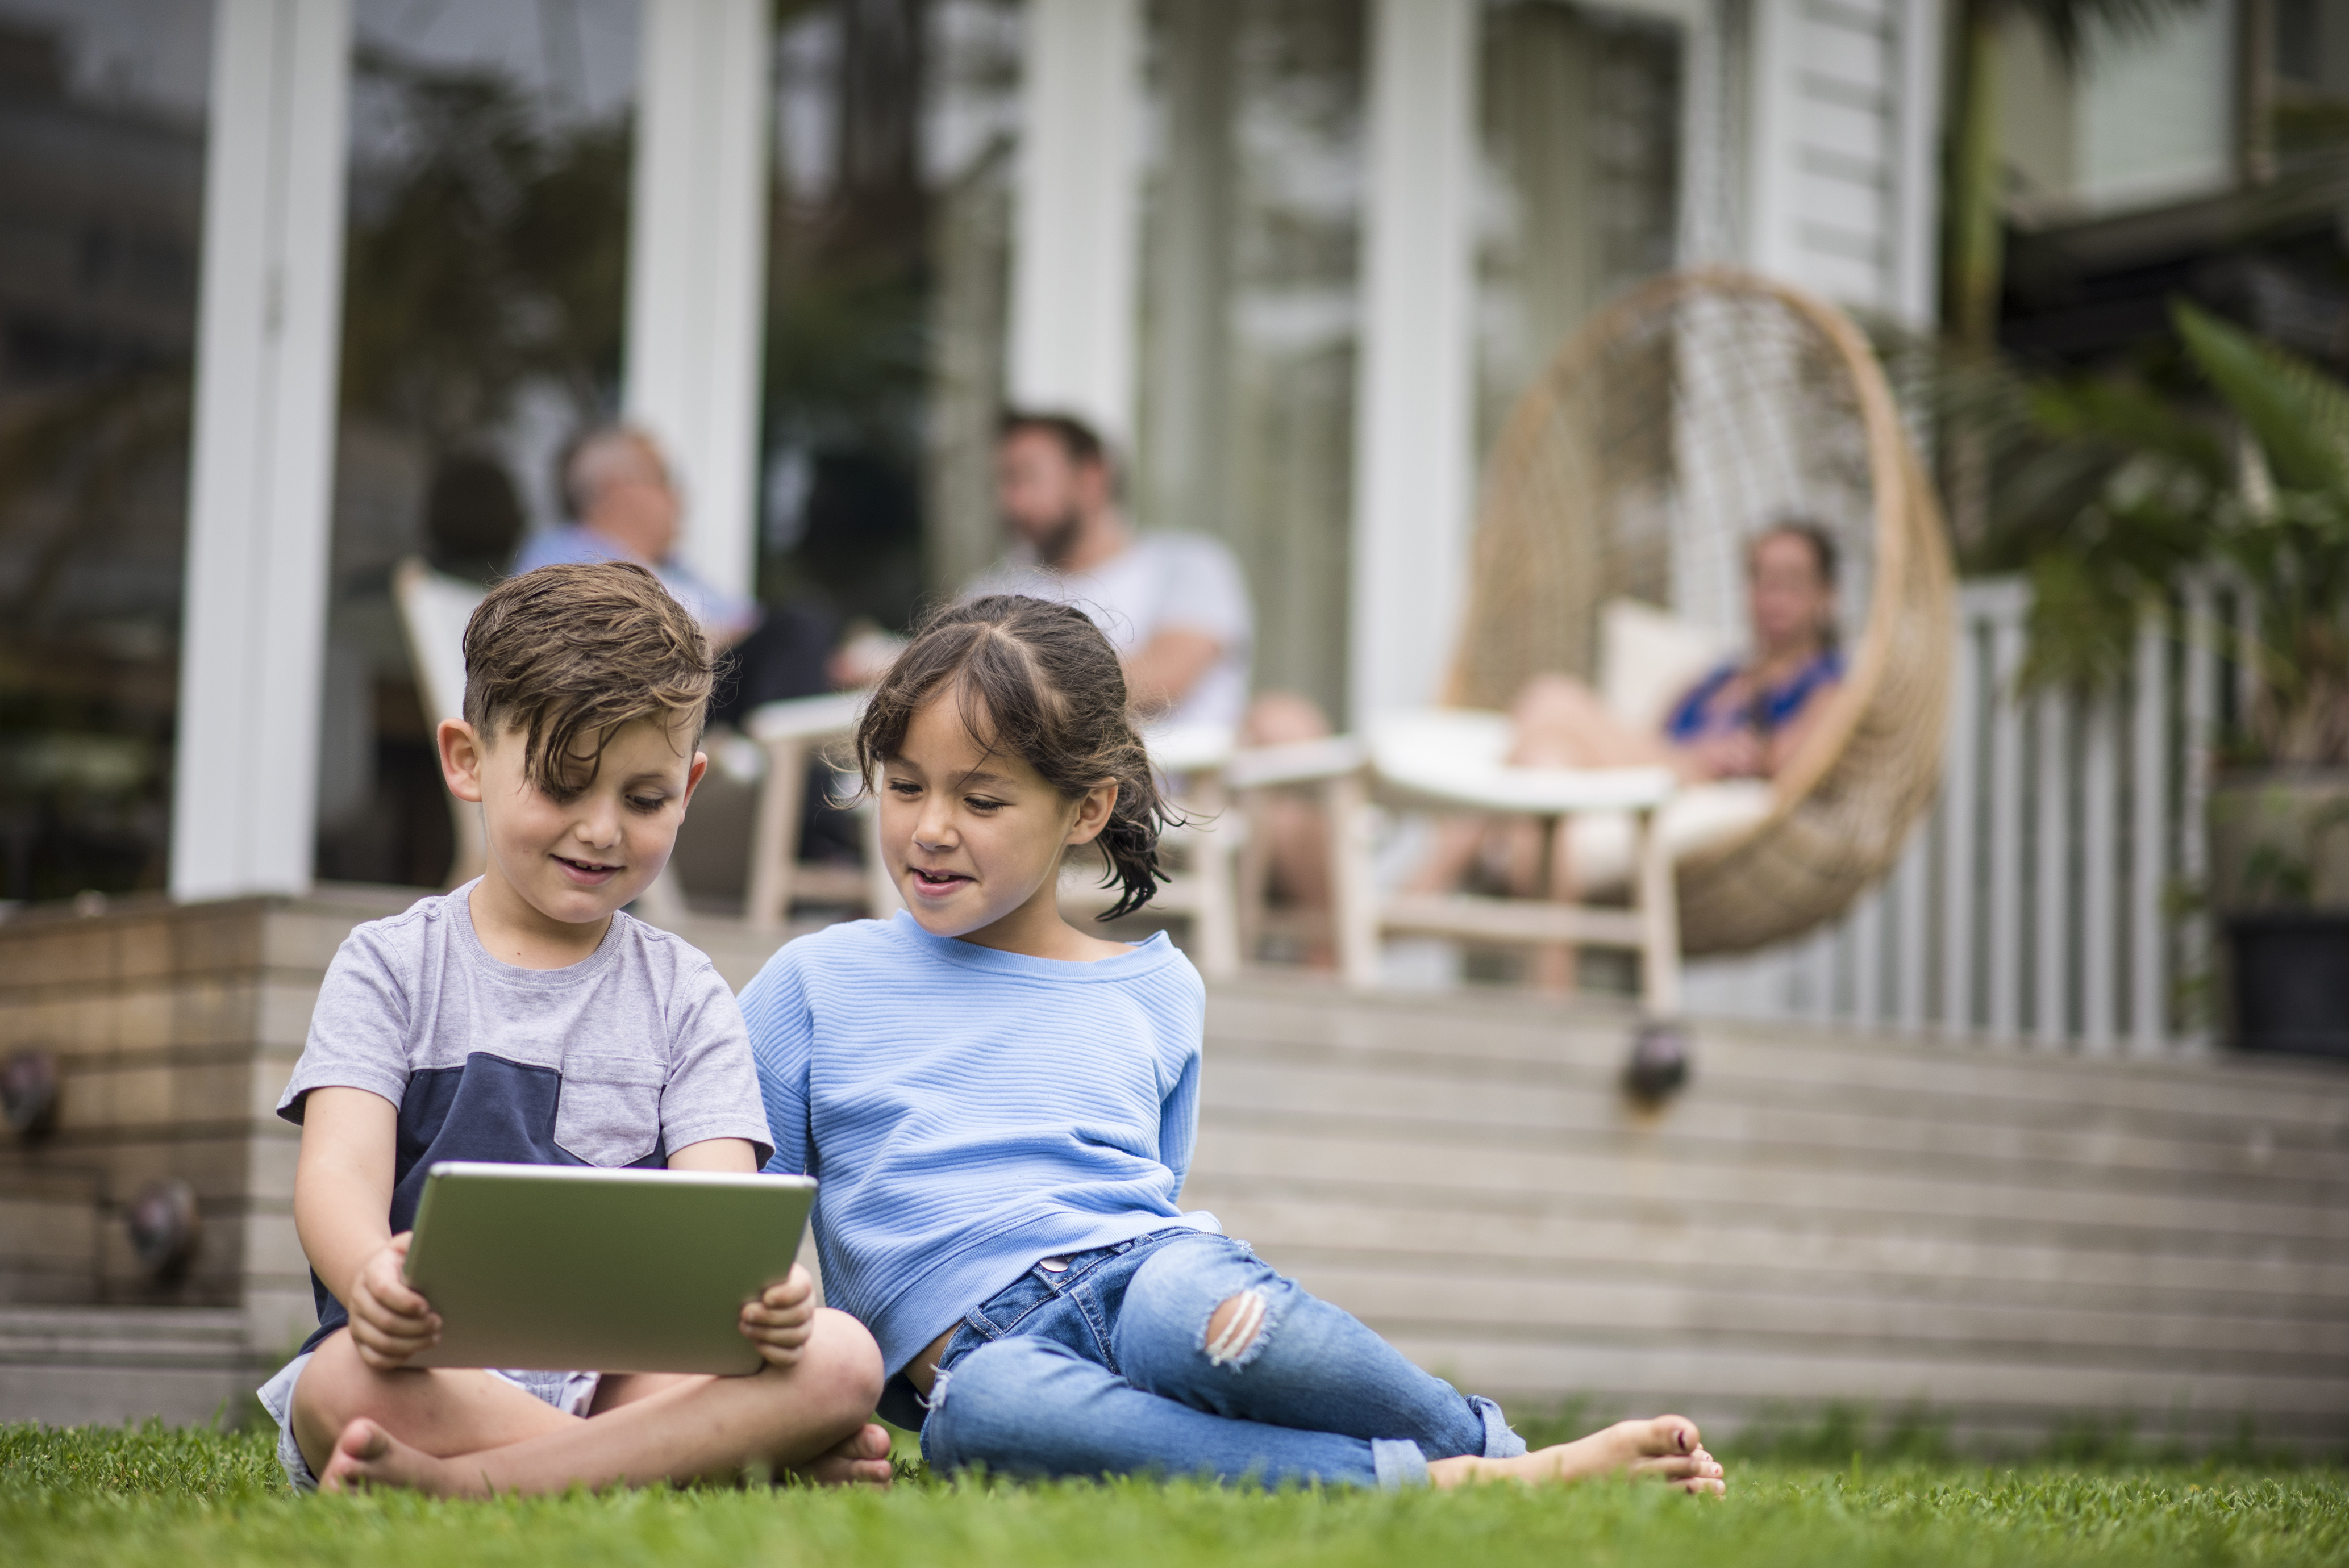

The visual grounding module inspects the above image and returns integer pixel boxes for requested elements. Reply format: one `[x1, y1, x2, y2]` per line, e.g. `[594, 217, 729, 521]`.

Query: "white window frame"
[172, 0, 774, 900]
[1007, 0, 1144, 442]
[171, 0, 354, 902]
[1348, 0, 1736, 725]
[624, 0, 773, 605]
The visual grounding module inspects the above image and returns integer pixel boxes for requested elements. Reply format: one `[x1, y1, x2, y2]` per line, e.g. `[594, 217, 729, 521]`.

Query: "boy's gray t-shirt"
[277, 881, 774, 1350]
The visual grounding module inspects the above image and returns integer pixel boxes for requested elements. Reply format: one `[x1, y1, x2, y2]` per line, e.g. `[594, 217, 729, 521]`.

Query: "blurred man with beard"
[966, 412, 1252, 733]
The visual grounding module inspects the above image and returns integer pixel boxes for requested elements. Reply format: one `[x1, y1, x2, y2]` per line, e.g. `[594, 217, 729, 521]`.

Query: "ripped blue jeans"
[919, 1228, 1524, 1488]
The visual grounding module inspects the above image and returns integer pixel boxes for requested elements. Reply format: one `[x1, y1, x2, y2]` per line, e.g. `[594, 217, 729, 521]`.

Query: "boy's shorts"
[256, 1347, 600, 1491]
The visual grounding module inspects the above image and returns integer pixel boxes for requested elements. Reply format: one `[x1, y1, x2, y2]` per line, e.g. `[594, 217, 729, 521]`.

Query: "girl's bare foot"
[787, 1422, 895, 1487]
[318, 1417, 485, 1498]
[1427, 1415, 1727, 1495]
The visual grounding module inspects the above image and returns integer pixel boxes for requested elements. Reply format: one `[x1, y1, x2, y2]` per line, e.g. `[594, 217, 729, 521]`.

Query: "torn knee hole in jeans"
[1202, 1288, 1273, 1368]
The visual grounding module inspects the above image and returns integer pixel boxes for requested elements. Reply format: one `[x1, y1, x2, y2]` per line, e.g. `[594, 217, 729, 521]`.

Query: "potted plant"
[1985, 299, 2349, 1056]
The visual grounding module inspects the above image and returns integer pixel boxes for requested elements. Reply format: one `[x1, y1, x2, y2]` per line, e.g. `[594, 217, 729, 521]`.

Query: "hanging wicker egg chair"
[1452, 267, 1955, 955]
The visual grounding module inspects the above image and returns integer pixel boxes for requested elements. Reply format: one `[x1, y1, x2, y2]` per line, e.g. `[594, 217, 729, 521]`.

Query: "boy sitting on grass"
[256, 562, 891, 1496]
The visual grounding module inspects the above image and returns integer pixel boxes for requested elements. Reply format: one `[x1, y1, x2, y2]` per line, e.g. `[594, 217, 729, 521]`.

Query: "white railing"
[1683, 577, 2242, 1052]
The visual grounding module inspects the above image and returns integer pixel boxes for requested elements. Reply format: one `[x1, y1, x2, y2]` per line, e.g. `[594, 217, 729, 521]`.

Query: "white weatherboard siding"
[2076, 0, 2236, 214]
[1747, 0, 1940, 323]
[1350, 0, 1479, 723]
[1889, 0, 1943, 322]
[1009, 0, 1143, 443]
[624, 0, 773, 603]
[170, 0, 353, 901]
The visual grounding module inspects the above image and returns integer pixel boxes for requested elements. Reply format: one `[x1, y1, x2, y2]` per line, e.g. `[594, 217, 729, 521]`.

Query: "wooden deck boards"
[6, 895, 2343, 1442]
[1189, 979, 2349, 1446]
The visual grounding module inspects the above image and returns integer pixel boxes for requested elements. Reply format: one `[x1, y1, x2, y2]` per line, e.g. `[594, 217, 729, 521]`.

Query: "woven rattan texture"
[1455, 269, 1954, 955]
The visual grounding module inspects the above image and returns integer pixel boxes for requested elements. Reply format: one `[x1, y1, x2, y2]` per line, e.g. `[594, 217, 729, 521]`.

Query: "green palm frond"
[2171, 300, 2349, 495]
[1972, 294, 2349, 764]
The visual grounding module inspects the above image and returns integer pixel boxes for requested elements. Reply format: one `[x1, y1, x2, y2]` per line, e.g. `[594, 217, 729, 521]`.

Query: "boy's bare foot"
[787, 1422, 896, 1487]
[319, 1414, 894, 1498]
[318, 1417, 485, 1498]
[1427, 1415, 1727, 1495]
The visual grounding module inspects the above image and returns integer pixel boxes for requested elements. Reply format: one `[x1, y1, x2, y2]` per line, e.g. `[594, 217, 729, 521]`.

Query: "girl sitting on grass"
[739, 594, 1728, 1492]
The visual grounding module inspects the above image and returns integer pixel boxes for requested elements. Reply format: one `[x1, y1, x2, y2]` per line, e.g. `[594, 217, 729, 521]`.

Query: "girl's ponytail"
[855, 594, 1178, 920]
[1086, 757, 1171, 919]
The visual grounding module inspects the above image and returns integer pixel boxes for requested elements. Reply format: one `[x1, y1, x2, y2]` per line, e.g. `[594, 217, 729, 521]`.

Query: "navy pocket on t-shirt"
[553, 1053, 667, 1167]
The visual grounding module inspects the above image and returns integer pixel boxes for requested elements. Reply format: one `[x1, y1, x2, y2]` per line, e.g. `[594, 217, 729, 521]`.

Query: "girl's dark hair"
[855, 595, 1172, 919]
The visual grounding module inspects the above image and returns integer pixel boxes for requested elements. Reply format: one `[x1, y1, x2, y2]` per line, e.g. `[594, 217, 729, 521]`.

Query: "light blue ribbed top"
[741, 912, 1210, 1379]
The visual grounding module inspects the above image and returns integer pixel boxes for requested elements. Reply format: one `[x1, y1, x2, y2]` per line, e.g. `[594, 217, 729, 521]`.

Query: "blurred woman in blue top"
[739, 594, 1727, 1495]
[1514, 520, 1845, 785]
[1406, 520, 1843, 911]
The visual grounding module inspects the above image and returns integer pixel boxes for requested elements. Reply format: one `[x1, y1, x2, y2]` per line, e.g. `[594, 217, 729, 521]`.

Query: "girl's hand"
[740, 1264, 817, 1367]
[348, 1232, 440, 1371]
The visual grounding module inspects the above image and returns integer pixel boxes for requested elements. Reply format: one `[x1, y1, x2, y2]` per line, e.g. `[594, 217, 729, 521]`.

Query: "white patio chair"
[743, 693, 899, 929]
[391, 558, 489, 890]
[1228, 723, 1687, 1018]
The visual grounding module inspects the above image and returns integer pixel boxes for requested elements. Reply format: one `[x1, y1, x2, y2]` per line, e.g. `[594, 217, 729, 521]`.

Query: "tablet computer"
[401, 1162, 817, 1375]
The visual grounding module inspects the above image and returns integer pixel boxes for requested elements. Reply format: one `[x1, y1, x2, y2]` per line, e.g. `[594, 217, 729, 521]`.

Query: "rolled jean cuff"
[1472, 1395, 1527, 1458]
[1371, 1437, 1429, 1489]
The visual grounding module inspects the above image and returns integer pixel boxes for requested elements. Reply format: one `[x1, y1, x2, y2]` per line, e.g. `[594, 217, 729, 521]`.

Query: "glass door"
[1135, 0, 1367, 722]
[315, 0, 642, 889]
[0, 0, 215, 904]
[756, 0, 1024, 632]
[1475, 0, 1684, 460]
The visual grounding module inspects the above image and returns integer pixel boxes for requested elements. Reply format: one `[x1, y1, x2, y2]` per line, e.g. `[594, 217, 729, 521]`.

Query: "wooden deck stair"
[1188, 980, 2349, 1448]
[0, 1306, 267, 1427]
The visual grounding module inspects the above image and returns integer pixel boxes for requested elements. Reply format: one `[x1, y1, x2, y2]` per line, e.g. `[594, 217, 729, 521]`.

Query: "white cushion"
[1345, 604, 1755, 896]
[1599, 598, 1734, 731]
[1564, 781, 1775, 895]
[1368, 710, 1676, 813]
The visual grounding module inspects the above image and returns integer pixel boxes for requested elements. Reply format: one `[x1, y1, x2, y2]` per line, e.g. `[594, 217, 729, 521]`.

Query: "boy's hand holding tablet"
[343, 1232, 816, 1375]
[738, 1267, 817, 1367]
[346, 1233, 438, 1372]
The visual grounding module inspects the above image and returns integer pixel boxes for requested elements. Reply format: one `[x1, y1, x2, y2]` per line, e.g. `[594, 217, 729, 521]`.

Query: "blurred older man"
[515, 425, 759, 644]
[517, 424, 837, 725]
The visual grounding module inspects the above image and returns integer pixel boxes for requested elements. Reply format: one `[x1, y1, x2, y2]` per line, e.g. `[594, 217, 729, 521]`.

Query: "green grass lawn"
[4, 1421, 2342, 1568]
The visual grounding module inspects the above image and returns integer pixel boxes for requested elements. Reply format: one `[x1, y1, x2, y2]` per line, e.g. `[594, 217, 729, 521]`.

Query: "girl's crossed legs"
[921, 1231, 1723, 1492]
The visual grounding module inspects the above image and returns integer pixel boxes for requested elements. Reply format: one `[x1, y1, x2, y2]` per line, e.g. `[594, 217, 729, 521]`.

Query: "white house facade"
[141, 0, 1945, 903]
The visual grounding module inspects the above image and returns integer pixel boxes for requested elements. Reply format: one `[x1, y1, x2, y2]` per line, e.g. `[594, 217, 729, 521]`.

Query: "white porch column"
[1743, 0, 1801, 283]
[624, 0, 773, 602]
[1007, 0, 1143, 444]
[1890, 0, 1946, 328]
[169, 0, 352, 902]
[1348, 0, 1478, 723]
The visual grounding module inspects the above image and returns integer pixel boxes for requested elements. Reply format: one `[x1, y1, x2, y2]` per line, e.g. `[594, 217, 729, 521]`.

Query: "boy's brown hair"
[461, 562, 714, 796]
